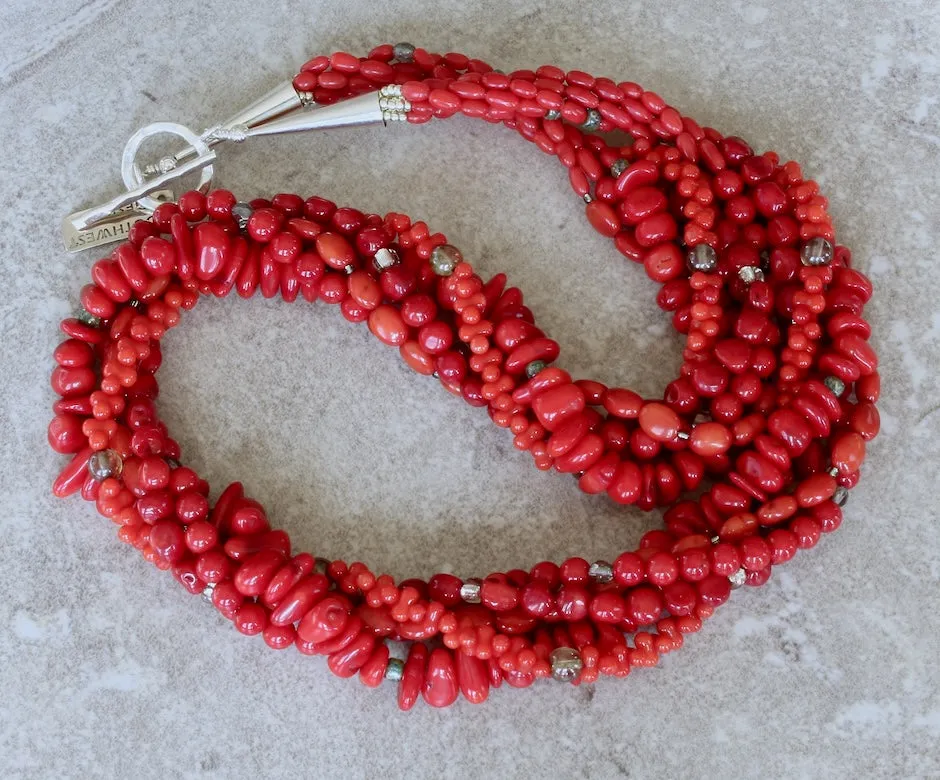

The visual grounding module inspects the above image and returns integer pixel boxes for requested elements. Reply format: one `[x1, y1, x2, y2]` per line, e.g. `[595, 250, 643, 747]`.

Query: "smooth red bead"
[48, 414, 86, 454]
[620, 186, 667, 225]
[297, 596, 349, 644]
[626, 585, 664, 625]
[423, 648, 459, 708]
[532, 383, 585, 432]
[316, 232, 356, 270]
[481, 578, 519, 611]
[585, 200, 620, 236]
[193, 222, 229, 281]
[638, 402, 680, 442]
[456, 651, 490, 704]
[590, 590, 626, 623]
[368, 305, 409, 346]
[234, 549, 285, 596]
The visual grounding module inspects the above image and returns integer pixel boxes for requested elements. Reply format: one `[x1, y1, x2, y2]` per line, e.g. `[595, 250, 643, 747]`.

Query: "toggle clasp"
[63, 83, 411, 252]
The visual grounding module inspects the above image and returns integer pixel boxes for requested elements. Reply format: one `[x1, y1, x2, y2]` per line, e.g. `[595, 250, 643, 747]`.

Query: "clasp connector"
[63, 83, 411, 252]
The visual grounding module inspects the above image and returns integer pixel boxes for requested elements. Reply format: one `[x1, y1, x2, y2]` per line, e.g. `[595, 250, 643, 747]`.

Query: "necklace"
[49, 42, 880, 709]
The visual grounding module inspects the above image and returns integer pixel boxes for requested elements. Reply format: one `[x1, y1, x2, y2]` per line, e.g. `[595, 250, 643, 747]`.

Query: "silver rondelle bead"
[687, 244, 717, 273]
[385, 657, 405, 681]
[677, 430, 690, 441]
[610, 158, 629, 177]
[544, 109, 561, 121]
[738, 266, 764, 284]
[823, 376, 846, 397]
[833, 486, 849, 507]
[729, 568, 747, 589]
[580, 108, 602, 132]
[231, 202, 253, 230]
[582, 193, 593, 203]
[550, 647, 584, 682]
[87, 449, 123, 481]
[589, 561, 614, 584]
[460, 578, 482, 604]
[202, 581, 216, 603]
[828, 466, 840, 478]
[76, 309, 101, 328]
[373, 247, 400, 272]
[392, 42, 415, 63]
[430, 244, 462, 276]
[525, 360, 547, 379]
[801, 237, 834, 267]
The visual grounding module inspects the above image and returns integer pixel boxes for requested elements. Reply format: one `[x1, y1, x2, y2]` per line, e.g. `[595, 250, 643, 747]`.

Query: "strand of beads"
[49, 45, 879, 708]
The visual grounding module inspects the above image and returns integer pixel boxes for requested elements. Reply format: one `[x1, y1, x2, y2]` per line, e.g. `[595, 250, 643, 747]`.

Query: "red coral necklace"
[49, 42, 880, 709]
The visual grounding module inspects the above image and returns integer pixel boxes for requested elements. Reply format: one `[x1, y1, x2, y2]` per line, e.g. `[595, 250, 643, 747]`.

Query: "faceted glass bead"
[801, 237, 834, 266]
[687, 244, 717, 272]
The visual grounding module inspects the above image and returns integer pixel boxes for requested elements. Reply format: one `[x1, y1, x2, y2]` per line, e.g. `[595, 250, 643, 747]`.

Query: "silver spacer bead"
[344, 264, 356, 275]
[828, 466, 840, 478]
[87, 449, 123, 481]
[710, 535, 721, 545]
[460, 578, 482, 604]
[677, 430, 690, 441]
[687, 244, 717, 273]
[801, 237, 834, 267]
[589, 561, 614, 584]
[833, 486, 849, 507]
[610, 158, 629, 177]
[392, 42, 416, 63]
[738, 266, 765, 284]
[295, 88, 315, 107]
[373, 247, 400, 272]
[729, 568, 747, 589]
[550, 647, 584, 682]
[76, 309, 101, 328]
[525, 360, 547, 379]
[430, 244, 462, 276]
[580, 108, 602, 132]
[582, 193, 593, 203]
[759, 249, 771, 273]
[231, 202, 253, 230]
[202, 581, 216, 603]
[823, 375, 846, 397]
[385, 657, 405, 681]
[544, 109, 561, 121]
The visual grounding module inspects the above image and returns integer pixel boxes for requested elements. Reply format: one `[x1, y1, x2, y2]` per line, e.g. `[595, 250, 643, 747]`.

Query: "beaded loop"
[49, 44, 879, 709]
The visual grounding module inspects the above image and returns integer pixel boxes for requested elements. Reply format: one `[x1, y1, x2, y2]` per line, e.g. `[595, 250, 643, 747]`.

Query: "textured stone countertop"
[2, 1, 938, 777]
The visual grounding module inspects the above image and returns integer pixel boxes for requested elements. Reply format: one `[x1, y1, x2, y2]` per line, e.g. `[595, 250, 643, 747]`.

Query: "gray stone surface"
[1, 1, 939, 777]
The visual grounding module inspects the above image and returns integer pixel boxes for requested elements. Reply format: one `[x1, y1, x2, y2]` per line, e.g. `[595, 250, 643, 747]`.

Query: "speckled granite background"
[1, 1, 938, 777]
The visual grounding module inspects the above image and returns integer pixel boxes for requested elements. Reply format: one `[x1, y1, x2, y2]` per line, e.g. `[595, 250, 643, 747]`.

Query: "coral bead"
[585, 200, 620, 236]
[368, 305, 409, 346]
[423, 648, 459, 708]
[531, 384, 586, 432]
[316, 232, 356, 270]
[626, 586, 664, 625]
[639, 402, 680, 442]
[297, 597, 349, 644]
[689, 422, 732, 457]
